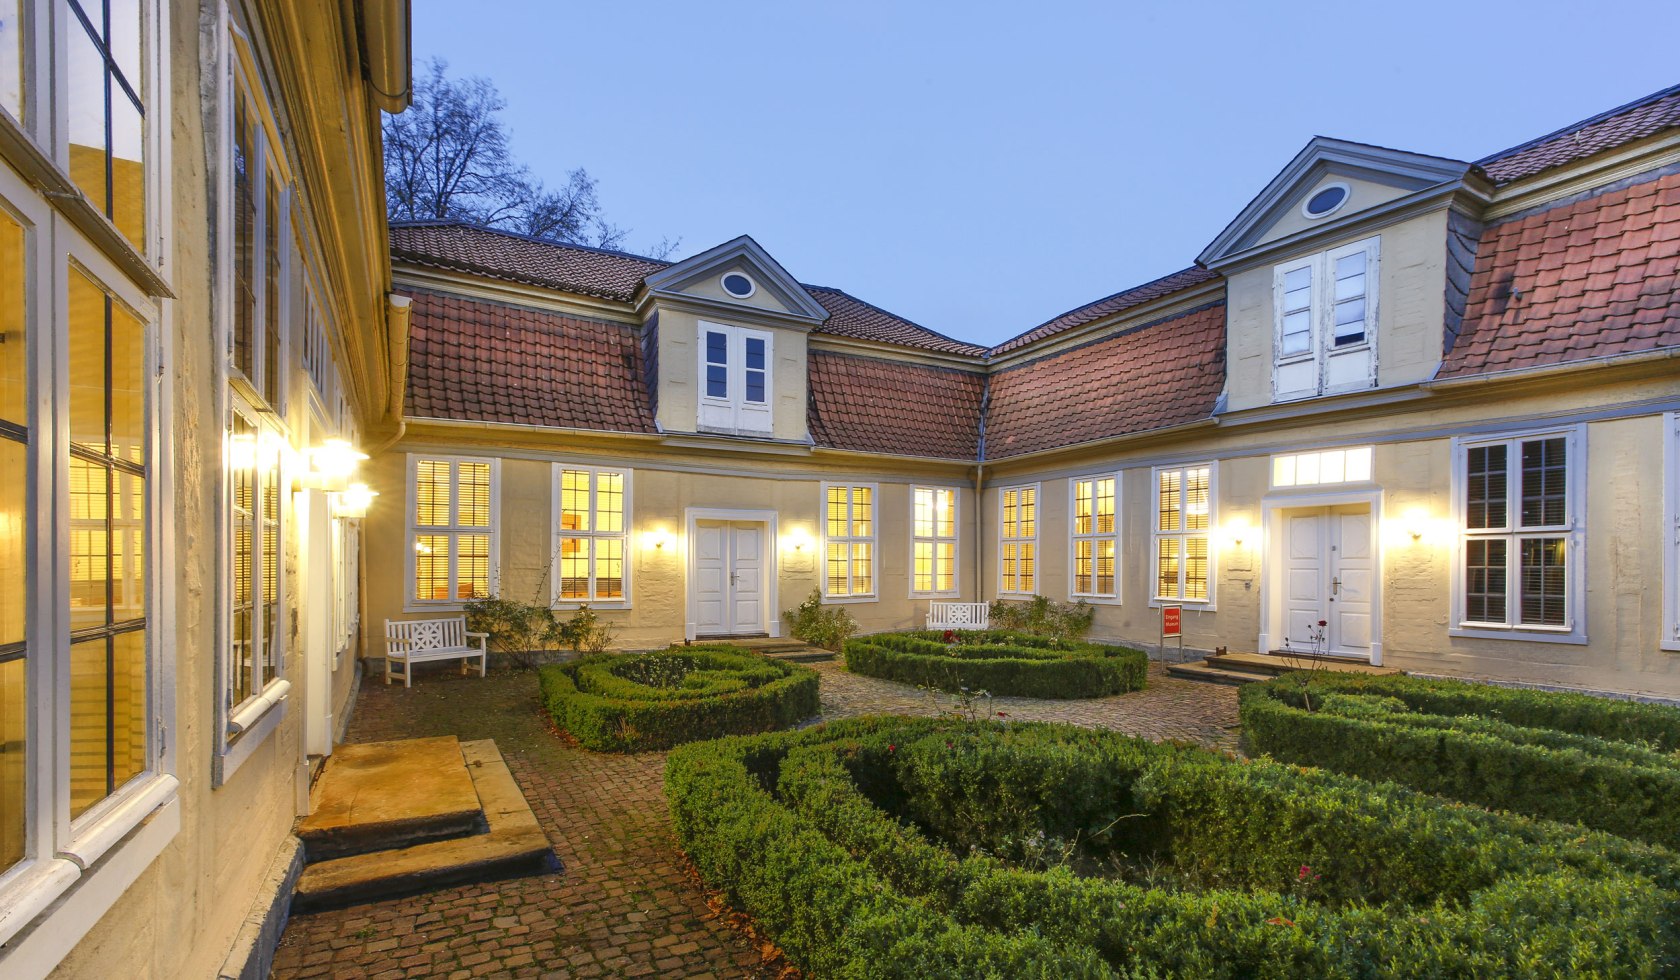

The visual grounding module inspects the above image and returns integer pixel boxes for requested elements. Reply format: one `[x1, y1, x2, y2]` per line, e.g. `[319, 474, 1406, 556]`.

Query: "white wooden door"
[1327, 505, 1374, 657]
[1280, 504, 1375, 659]
[692, 520, 766, 636]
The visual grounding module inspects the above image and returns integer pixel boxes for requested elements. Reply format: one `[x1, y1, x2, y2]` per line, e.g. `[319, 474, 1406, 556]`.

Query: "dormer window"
[1272, 236, 1380, 401]
[1302, 182, 1350, 219]
[697, 322, 773, 434]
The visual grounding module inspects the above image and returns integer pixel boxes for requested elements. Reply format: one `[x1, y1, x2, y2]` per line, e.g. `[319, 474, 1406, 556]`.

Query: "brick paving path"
[272, 658, 1237, 979]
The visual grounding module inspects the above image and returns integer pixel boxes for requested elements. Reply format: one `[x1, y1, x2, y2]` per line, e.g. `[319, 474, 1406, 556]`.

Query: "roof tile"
[808, 352, 985, 460]
[1477, 84, 1680, 185]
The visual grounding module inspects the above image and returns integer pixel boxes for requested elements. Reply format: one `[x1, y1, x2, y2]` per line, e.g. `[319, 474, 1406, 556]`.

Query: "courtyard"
[271, 661, 1239, 979]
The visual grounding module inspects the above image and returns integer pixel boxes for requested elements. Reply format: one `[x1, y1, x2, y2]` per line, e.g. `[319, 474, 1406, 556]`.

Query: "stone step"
[292, 739, 559, 912]
[297, 736, 486, 862]
[761, 646, 838, 663]
[1166, 661, 1268, 686]
[1212, 651, 1401, 677]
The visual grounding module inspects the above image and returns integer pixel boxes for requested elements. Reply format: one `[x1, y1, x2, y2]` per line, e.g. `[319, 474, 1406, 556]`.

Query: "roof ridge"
[801, 283, 988, 353]
[1476, 81, 1680, 166]
[390, 217, 674, 266]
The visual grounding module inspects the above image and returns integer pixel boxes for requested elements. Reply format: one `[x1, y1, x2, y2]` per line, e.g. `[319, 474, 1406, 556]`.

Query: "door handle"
[1331, 576, 1341, 598]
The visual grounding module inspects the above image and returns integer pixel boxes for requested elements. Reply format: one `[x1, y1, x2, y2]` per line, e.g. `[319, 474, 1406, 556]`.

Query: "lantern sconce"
[332, 482, 377, 519]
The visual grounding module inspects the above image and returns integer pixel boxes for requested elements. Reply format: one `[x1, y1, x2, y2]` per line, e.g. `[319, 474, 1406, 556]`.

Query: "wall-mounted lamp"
[296, 438, 369, 492]
[642, 528, 674, 551]
[1223, 516, 1253, 548]
[786, 527, 813, 552]
[332, 482, 377, 519]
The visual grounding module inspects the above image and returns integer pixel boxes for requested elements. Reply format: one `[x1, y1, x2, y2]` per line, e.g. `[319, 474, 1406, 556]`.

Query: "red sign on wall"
[1161, 605, 1182, 638]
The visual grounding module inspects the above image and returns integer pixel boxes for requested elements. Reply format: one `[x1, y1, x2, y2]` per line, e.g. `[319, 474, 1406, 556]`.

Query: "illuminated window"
[224, 407, 283, 731]
[1455, 429, 1581, 634]
[554, 466, 630, 604]
[998, 484, 1037, 595]
[1271, 447, 1373, 487]
[1071, 475, 1119, 599]
[911, 486, 957, 596]
[0, 207, 22, 871]
[227, 74, 288, 414]
[823, 484, 875, 599]
[66, 0, 146, 250]
[1155, 464, 1213, 602]
[409, 456, 498, 604]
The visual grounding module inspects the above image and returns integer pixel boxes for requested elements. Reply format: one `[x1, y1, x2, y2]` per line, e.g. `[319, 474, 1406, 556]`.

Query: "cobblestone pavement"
[273, 658, 1238, 979]
[814, 660, 1241, 751]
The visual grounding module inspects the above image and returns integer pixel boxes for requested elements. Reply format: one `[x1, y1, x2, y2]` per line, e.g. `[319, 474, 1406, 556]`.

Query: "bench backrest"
[928, 601, 989, 630]
[386, 617, 467, 652]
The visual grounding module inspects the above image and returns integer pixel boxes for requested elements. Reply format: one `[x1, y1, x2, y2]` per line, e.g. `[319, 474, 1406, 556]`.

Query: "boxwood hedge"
[1241, 672, 1680, 847]
[666, 717, 1680, 978]
[538, 646, 818, 752]
[843, 631, 1147, 698]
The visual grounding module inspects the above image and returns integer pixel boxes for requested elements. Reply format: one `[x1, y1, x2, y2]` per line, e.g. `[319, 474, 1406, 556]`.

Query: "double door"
[1281, 504, 1374, 658]
[693, 520, 765, 636]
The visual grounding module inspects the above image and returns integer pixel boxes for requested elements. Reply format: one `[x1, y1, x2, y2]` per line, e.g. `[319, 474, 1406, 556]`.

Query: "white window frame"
[997, 483, 1039, 597]
[1069, 474, 1121, 603]
[696, 321, 772, 435]
[404, 454, 502, 612]
[822, 482, 877, 602]
[1664, 413, 1680, 652]
[0, 0, 180, 962]
[1450, 426, 1587, 643]
[1152, 463, 1217, 607]
[1270, 446, 1375, 488]
[551, 464, 633, 609]
[1272, 236, 1380, 401]
[909, 485, 960, 598]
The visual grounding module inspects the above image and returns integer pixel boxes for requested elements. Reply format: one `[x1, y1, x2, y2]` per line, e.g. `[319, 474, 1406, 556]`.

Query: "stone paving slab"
[273, 657, 1238, 978]
[298, 736, 483, 861]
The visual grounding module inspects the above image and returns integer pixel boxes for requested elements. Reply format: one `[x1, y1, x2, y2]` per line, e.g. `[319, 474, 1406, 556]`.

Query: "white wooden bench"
[384, 617, 489, 687]
[927, 601, 990, 631]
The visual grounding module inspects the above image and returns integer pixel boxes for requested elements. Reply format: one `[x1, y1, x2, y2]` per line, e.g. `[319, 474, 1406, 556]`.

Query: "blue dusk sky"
[410, 0, 1680, 347]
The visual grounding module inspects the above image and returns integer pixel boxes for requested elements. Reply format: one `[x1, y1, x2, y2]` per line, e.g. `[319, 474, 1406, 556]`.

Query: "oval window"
[721, 273, 755, 298]
[1303, 183, 1350, 219]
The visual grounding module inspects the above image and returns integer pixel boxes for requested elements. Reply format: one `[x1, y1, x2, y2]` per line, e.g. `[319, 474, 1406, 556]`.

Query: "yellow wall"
[1255, 173, 1412, 247]
[653, 305, 810, 442]
[1225, 207, 1450, 411]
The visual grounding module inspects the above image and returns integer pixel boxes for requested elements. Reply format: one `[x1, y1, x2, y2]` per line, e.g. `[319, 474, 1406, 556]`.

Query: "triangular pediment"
[642, 235, 829, 322]
[1198, 138, 1470, 266]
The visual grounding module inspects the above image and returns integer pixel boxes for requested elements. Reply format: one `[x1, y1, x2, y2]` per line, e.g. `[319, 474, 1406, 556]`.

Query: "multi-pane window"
[1155, 464, 1212, 602]
[1072, 475, 1119, 599]
[1458, 431, 1579, 631]
[410, 456, 497, 603]
[227, 78, 286, 412]
[1272, 447, 1373, 487]
[824, 484, 875, 599]
[66, 0, 146, 250]
[999, 484, 1037, 595]
[696, 322, 772, 433]
[0, 207, 23, 869]
[2, 1, 24, 123]
[555, 467, 629, 604]
[225, 410, 282, 726]
[911, 486, 957, 595]
[1273, 237, 1379, 400]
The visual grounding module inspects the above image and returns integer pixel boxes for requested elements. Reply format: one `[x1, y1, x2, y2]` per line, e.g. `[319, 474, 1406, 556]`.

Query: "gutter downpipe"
[974, 379, 989, 603]
[366, 293, 411, 456]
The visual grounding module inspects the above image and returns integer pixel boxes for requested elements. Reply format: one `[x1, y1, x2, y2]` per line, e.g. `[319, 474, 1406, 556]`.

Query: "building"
[370, 82, 1680, 701]
[0, 1, 409, 977]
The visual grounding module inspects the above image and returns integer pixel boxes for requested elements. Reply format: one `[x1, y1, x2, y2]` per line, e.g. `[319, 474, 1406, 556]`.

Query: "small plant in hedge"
[1242, 672, 1680, 848]
[987, 594, 1094, 642]
[557, 604, 615, 653]
[783, 589, 858, 651]
[463, 596, 559, 668]
[846, 631, 1146, 698]
[666, 717, 1680, 978]
[539, 646, 818, 751]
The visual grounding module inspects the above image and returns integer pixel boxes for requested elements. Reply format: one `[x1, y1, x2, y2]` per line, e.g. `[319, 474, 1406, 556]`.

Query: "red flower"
[1316, 620, 1327, 627]
[996, 711, 1009, 718]
[1298, 865, 1312, 881]
[942, 630, 956, 643]
[887, 743, 895, 753]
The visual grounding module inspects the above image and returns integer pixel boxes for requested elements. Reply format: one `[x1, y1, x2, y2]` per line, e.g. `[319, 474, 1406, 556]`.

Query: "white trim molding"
[403, 454, 502, 613]
[550, 464, 633, 609]
[909, 485, 961, 598]
[1257, 488, 1385, 666]
[997, 482, 1040, 597]
[1663, 412, 1680, 652]
[1068, 473, 1121, 604]
[683, 507, 782, 640]
[1151, 462, 1218, 610]
[821, 482, 878, 602]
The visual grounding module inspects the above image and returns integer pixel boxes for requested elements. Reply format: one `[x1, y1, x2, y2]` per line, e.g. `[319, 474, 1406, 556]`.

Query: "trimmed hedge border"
[538, 646, 818, 752]
[1241, 672, 1680, 848]
[843, 631, 1147, 698]
[666, 717, 1680, 978]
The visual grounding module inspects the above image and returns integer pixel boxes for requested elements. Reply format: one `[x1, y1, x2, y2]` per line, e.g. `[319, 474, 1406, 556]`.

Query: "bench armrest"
[465, 631, 490, 639]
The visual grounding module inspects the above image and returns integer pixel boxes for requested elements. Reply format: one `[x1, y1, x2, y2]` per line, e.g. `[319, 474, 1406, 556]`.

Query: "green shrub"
[784, 589, 859, 651]
[463, 596, 560, 668]
[539, 646, 819, 751]
[988, 594, 1095, 642]
[667, 718, 1680, 978]
[1241, 672, 1680, 848]
[556, 604, 615, 652]
[844, 631, 1146, 698]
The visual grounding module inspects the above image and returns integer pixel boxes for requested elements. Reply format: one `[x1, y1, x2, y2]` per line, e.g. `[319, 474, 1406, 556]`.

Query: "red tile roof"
[804, 285, 987, 356]
[403, 288, 657, 433]
[1478, 84, 1680, 186]
[808, 352, 985, 460]
[985, 303, 1226, 459]
[989, 266, 1220, 355]
[392, 222, 666, 303]
[1441, 171, 1680, 379]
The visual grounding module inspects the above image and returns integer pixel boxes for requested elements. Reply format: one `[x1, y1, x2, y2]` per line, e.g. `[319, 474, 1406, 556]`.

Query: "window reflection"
[66, 0, 146, 249]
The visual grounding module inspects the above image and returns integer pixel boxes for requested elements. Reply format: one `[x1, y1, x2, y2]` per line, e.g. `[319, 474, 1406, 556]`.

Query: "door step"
[1168, 651, 1401, 686]
[292, 737, 558, 911]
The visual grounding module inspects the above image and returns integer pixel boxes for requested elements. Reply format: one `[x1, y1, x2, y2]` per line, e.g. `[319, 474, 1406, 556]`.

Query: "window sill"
[0, 792, 179, 976]
[910, 591, 961, 599]
[552, 602, 631, 611]
[1071, 595, 1122, 606]
[822, 595, 878, 605]
[1449, 626, 1587, 645]
[1148, 598, 1216, 612]
[216, 683, 290, 786]
[402, 600, 472, 615]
